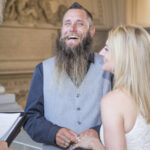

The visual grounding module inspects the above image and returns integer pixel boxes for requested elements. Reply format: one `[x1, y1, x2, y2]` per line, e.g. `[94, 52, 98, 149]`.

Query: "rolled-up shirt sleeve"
[24, 63, 61, 145]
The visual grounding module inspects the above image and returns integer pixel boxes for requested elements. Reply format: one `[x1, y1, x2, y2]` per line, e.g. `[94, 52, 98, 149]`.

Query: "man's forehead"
[63, 9, 88, 21]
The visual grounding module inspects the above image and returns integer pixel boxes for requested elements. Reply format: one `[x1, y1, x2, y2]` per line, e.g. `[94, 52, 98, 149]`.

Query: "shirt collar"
[89, 52, 94, 63]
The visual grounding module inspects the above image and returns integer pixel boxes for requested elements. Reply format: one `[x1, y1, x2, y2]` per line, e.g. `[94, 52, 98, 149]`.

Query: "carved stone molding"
[0, 73, 32, 108]
[2, 0, 109, 29]
[3, 0, 67, 27]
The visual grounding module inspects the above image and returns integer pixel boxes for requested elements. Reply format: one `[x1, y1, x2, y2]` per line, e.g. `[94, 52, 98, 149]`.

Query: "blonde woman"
[72, 25, 150, 150]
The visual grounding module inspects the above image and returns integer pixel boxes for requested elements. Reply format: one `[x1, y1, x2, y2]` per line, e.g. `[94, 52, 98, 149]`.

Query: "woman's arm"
[100, 91, 127, 150]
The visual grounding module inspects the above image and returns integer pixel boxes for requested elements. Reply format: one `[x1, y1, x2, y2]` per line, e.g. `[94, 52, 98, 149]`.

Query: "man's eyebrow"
[76, 19, 84, 22]
[63, 19, 71, 23]
[64, 19, 85, 22]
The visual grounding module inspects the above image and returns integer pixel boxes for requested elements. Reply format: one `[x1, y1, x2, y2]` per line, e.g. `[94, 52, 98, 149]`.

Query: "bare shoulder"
[101, 89, 129, 114]
[101, 89, 127, 105]
[100, 89, 128, 150]
[100, 89, 128, 132]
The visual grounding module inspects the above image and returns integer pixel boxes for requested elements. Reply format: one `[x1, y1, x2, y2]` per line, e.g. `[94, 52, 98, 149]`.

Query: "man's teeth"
[68, 35, 79, 39]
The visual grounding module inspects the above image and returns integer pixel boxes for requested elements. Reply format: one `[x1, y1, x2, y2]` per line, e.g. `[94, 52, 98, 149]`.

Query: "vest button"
[77, 107, 81, 111]
[76, 93, 80, 98]
[77, 121, 82, 125]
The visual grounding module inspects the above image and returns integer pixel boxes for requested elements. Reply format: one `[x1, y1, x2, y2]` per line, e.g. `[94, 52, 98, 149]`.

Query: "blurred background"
[0, 0, 150, 149]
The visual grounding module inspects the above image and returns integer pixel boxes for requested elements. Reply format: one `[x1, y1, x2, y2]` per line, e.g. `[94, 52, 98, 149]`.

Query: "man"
[24, 2, 112, 150]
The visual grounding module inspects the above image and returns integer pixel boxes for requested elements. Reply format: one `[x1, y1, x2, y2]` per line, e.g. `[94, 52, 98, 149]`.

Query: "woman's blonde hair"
[108, 25, 150, 123]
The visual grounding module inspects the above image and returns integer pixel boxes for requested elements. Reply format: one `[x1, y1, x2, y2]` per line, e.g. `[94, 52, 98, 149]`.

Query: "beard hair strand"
[54, 31, 92, 88]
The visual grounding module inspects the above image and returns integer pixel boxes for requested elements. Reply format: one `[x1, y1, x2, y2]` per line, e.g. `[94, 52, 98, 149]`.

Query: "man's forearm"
[24, 114, 61, 145]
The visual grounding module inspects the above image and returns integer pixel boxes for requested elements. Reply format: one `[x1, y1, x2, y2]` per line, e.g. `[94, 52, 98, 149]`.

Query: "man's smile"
[64, 35, 80, 41]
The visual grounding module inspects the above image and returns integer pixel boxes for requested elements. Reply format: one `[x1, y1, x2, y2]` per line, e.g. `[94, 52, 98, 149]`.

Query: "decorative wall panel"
[0, 73, 32, 108]
[126, 0, 150, 27]
[3, 0, 108, 29]
[0, 26, 57, 74]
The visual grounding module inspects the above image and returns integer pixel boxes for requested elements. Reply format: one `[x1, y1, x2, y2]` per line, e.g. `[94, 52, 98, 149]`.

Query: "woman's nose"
[99, 48, 105, 56]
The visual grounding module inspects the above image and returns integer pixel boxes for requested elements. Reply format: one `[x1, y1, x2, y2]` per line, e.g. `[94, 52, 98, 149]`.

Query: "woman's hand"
[71, 135, 101, 150]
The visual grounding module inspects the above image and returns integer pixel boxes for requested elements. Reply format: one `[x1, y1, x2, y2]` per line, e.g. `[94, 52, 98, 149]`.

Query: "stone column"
[0, 0, 7, 104]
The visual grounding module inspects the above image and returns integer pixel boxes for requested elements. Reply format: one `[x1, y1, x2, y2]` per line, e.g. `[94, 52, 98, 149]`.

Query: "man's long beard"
[55, 32, 92, 87]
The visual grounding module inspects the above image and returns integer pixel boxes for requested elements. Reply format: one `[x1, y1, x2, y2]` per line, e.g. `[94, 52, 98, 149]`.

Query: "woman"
[72, 25, 150, 150]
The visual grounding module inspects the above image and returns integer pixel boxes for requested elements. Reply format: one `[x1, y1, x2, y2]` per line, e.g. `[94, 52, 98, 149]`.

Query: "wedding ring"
[64, 141, 66, 146]
[76, 136, 80, 142]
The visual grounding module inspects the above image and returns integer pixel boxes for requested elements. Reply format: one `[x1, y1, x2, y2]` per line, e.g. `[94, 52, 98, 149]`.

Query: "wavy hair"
[108, 25, 150, 123]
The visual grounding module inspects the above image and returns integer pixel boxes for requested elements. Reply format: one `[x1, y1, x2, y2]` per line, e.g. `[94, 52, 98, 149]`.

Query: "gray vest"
[43, 53, 112, 150]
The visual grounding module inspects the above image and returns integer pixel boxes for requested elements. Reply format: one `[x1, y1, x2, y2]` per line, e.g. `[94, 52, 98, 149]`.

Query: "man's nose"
[70, 23, 77, 32]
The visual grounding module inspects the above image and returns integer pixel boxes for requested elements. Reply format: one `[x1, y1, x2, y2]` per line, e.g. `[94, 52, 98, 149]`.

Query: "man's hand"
[0, 141, 13, 150]
[56, 128, 78, 148]
[79, 129, 99, 138]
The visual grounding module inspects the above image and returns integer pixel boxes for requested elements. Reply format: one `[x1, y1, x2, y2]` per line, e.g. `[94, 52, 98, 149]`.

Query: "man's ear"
[90, 26, 95, 37]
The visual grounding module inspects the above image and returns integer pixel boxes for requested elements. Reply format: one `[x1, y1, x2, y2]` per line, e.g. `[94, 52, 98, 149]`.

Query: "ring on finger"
[63, 141, 66, 146]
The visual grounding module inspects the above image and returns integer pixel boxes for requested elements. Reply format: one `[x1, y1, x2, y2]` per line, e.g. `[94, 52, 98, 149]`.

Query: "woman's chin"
[102, 66, 113, 73]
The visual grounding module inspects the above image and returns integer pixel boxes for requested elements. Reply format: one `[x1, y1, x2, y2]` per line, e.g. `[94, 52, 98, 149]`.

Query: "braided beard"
[55, 31, 92, 87]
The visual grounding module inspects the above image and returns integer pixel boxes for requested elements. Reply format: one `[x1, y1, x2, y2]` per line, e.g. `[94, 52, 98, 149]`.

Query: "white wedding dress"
[100, 115, 150, 150]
